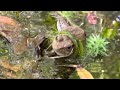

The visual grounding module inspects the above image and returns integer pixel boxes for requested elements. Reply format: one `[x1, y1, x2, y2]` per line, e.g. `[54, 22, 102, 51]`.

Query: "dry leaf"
[76, 67, 94, 79]
[0, 16, 27, 54]
[0, 15, 21, 41]
[58, 64, 94, 79]
[0, 16, 19, 26]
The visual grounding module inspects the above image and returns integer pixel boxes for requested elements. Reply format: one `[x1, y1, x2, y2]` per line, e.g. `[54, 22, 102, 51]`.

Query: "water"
[0, 11, 120, 79]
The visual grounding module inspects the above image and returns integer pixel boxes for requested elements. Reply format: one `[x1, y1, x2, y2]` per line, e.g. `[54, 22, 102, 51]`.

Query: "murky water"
[86, 11, 120, 79]
[0, 11, 120, 79]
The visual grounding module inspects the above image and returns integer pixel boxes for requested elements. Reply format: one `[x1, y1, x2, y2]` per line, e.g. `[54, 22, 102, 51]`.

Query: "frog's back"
[64, 26, 86, 41]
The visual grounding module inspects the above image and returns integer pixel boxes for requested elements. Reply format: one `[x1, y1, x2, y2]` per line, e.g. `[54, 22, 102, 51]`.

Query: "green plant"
[61, 11, 79, 18]
[101, 28, 118, 39]
[86, 34, 109, 57]
[0, 37, 9, 57]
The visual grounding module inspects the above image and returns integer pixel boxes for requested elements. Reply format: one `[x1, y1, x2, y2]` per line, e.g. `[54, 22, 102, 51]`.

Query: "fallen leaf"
[0, 15, 21, 42]
[0, 59, 22, 72]
[2, 71, 17, 79]
[0, 16, 23, 55]
[58, 64, 94, 79]
[0, 16, 19, 26]
[76, 67, 94, 79]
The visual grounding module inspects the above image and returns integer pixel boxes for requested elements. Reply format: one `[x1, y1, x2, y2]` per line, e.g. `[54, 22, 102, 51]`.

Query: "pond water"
[0, 11, 120, 79]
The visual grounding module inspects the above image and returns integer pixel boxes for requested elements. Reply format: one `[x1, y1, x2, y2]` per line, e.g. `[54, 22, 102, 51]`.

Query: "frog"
[52, 35, 74, 57]
[52, 11, 86, 41]
[45, 34, 74, 59]
[56, 13, 86, 40]
[47, 12, 86, 58]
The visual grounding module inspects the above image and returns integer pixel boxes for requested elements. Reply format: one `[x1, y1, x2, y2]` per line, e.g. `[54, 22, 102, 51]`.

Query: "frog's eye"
[67, 45, 74, 50]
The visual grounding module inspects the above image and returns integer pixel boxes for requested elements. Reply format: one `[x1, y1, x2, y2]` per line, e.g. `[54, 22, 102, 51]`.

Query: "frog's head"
[52, 35, 74, 57]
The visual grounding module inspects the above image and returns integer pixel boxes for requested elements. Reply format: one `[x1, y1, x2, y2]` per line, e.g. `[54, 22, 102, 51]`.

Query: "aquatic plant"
[60, 11, 79, 19]
[101, 28, 118, 39]
[86, 33, 109, 57]
[0, 37, 9, 57]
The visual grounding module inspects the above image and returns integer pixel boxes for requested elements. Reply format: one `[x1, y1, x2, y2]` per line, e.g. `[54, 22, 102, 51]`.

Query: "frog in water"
[52, 11, 86, 41]
[47, 12, 86, 58]
[51, 35, 74, 58]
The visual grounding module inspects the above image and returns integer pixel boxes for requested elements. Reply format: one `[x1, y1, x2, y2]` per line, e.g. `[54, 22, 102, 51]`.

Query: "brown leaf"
[0, 16, 19, 26]
[0, 59, 22, 72]
[76, 67, 94, 79]
[0, 15, 21, 42]
[2, 71, 17, 79]
[58, 64, 94, 79]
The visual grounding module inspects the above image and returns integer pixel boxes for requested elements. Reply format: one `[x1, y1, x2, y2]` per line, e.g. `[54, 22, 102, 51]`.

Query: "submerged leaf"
[76, 67, 94, 79]
[0, 15, 20, 26]
[59, 65, 94, 79]
[0, 59, 22, 72]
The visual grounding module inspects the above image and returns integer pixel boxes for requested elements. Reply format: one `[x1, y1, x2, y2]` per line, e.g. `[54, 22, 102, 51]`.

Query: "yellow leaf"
[76, 67, 94, 79]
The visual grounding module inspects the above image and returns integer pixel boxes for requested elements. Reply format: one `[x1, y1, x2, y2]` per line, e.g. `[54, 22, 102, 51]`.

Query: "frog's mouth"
[53, 48, 74, 59]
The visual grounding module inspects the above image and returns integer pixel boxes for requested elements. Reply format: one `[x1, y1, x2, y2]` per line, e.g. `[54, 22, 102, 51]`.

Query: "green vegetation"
[86, 34, 109, 57]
